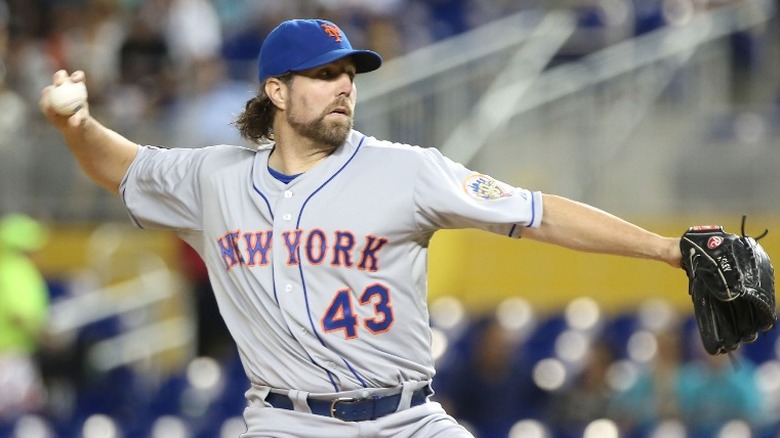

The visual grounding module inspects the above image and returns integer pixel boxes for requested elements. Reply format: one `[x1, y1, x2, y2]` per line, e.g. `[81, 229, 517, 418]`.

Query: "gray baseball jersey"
[120, 129, 542, 401]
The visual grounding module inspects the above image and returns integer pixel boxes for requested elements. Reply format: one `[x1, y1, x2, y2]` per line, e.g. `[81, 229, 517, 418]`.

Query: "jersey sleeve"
[413, 147, 543, 238]
[119, 145, 207, 230]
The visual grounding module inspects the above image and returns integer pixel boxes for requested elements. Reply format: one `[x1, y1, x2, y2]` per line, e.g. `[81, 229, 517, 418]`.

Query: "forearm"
[522, 194, 682, 267]
[60, 116, 139, 194]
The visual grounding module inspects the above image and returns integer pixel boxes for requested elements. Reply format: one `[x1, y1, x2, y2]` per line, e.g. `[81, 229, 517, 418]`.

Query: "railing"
[45, 225, 191, 373]
[355, 9, 566, 151]
[354, 0, 778, 214]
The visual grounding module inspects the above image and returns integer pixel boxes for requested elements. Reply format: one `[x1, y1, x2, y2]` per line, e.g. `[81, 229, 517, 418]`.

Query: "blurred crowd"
[4, 278, 780, 437]
[1, 0, 772, 135]
[430, 297, 780, 438]
[0, 0, 536, 142]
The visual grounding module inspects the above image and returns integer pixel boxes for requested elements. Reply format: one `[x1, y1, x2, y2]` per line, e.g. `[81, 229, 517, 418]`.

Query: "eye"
[314, 67, 355, 82]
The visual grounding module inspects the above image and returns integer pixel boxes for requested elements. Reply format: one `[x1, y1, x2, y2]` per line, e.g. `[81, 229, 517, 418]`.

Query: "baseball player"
[40, 18, 683, 437]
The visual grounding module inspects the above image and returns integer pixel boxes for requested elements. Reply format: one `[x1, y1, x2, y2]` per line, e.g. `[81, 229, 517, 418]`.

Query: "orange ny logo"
[321, 23, 343, 42]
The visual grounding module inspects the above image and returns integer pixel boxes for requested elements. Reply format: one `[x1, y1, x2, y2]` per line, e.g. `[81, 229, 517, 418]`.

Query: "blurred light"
[717, 420, 751, 438]
[13, 415, 55, 438]
[180, 386, 211, 418]
[532, 358, 567, 391]
[187, 356, 223, 390]
[606, 359, 639, 392]
[508, 419, 550, 438]
[564, 297, 601, 331]
[554, 329, 590, 363]
[151, 416, 190, 438]
[430, 327, 449, 362]
[637, 298, 676, 332]
[495, 297, 535, 333]
[429, 296, 466, 330]
[627, 330, 658, 363]
[82, 414, 120, 438]
[220, 417, 248, 438]
[755, 360, 780, 394]
[648, 419, 687, 438]
[662, 0, 695, 26]
[734, 112, 766, 145]
[583, 419, 619, 438]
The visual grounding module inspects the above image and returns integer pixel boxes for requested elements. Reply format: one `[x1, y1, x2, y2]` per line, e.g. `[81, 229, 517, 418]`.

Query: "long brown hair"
[234, 72, 294, 144]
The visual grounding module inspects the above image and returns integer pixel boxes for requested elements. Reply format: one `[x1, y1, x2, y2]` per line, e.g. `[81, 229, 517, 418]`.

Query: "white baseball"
[48, 81, 87, 116]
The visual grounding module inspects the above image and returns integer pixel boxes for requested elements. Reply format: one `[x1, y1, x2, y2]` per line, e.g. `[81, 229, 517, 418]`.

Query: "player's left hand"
[680, 222, 776, 355]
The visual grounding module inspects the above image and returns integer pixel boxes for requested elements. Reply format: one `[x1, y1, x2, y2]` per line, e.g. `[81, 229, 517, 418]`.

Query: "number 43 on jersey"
[321, 284, 394, 339]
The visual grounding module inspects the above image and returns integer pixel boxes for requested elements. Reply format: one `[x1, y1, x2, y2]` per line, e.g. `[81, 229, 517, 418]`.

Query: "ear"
[265, 77, 288, 110]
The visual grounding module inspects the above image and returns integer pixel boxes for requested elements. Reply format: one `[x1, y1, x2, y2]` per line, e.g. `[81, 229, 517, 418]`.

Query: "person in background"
[179, 240, 234, 362]
[677, 338, 764, 438]
[546, 339, 619, 438]
[442, 316, 542, 437]
[0, 213, 50, 424]
[610, 327, 685, 436]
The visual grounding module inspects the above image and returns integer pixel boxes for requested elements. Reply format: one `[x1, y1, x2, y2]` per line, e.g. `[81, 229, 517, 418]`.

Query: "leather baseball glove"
[680, 221, 776, 355]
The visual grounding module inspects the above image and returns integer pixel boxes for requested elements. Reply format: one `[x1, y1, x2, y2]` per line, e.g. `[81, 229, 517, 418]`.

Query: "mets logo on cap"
[464, 174, 512, 200]
[321, 23, 342, 42]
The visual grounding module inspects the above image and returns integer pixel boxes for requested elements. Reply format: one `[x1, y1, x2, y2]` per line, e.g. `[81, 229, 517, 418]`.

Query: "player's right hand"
[39, 69, 91, 129]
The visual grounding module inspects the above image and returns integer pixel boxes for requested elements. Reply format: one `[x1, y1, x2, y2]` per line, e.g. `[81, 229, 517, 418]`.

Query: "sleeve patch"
[463, 173, 514, 201]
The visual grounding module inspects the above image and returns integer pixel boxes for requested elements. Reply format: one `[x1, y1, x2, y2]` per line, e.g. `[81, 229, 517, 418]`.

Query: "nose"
[336, 73, 354, 96]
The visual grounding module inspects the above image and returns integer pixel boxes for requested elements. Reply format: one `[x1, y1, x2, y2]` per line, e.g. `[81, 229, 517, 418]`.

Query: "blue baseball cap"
[258, 19, 383, 82]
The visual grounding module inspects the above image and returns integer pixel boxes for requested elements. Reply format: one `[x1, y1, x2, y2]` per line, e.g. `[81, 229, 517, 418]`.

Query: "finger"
[70, 70, 86, 83]
[52, 69, 69, 86]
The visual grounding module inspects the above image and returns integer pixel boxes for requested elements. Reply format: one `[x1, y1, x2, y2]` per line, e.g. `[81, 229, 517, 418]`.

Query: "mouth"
[329, 107, 350, 117]
[327, 102, 352, 118]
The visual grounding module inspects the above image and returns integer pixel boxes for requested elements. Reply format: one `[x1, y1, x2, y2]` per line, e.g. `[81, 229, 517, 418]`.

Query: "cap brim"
[291, 48, 382, 75]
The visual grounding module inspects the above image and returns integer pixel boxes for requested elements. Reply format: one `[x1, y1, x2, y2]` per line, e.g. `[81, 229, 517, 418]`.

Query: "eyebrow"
[303, 62, 356, 77]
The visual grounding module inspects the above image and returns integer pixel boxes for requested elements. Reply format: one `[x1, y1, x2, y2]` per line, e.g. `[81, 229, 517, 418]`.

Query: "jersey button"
[284, 190, 293, 198]
[283, 213, 292, 221]
[285, 284, 293, 293]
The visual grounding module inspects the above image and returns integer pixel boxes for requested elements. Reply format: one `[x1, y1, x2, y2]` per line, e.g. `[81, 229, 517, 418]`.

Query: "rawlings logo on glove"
[680, 217, 776, 355]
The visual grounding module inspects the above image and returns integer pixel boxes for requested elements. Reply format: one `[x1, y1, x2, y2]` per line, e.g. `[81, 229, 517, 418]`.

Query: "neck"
[269, 128, 340, 175]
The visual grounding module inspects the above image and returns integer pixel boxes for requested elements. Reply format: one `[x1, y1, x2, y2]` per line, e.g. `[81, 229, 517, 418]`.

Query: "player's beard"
[287, 101, 353, 149]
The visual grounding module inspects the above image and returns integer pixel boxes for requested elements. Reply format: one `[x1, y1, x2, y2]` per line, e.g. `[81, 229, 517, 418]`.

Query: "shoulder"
[354, 131, 444, 162]
[204, 144, 267, 162]
[137, 143, 266, 165]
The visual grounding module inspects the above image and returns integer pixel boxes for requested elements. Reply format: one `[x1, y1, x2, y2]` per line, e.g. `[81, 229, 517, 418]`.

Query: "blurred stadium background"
[0, 0, 779, 437]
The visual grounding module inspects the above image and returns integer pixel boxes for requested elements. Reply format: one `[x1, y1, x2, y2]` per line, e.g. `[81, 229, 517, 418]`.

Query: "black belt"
[265, 386, 431, 422]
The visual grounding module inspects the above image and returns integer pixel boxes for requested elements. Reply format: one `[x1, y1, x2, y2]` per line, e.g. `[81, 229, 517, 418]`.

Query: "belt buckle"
[329, 397, 358, 419]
